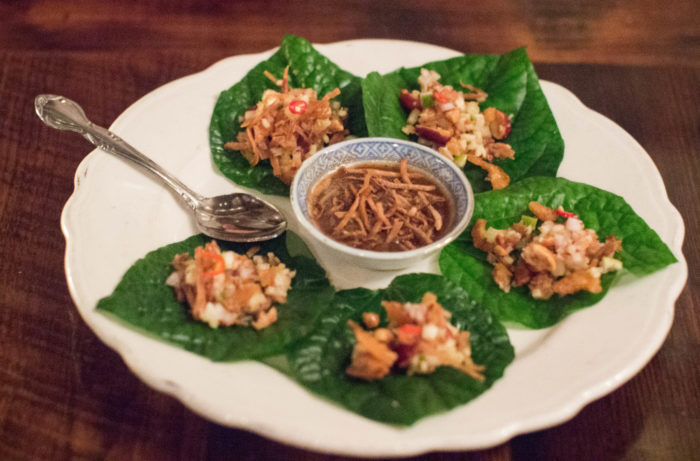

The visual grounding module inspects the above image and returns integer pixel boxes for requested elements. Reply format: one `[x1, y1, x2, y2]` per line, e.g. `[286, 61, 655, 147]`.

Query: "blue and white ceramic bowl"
[290, 138, 474, 270]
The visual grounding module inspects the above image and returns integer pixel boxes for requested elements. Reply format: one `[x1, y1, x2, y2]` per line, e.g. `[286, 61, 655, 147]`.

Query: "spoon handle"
[34, 94, 201, 210]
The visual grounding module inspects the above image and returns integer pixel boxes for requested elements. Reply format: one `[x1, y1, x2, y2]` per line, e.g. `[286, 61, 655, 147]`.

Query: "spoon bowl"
[194, 193, 286, 241]
[35, 94, 286, 242]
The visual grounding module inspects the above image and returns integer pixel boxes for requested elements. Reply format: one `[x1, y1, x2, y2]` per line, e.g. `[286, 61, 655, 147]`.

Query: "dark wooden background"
[1, 1, 698, 460]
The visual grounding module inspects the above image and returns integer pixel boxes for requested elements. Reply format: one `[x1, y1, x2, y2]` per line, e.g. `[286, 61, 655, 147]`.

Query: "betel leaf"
[271, 273, 514, 426]
[96, 232, 334, 361]
[439, 177, 678, 328]
[209, 34, 367, 196]
[362, 48, 564, 193]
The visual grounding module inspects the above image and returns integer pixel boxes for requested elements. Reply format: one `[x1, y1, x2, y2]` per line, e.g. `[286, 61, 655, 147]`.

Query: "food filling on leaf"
[472, 201, 623, 299]
[224, 66, 348, 184]
[166, 241, 295, 329]
[399, 68, 514, 189]
[346, 292, 485, 381]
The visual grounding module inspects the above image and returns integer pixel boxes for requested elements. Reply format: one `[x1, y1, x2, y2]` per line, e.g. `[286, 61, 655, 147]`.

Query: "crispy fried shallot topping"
[224, 66, 348, 184]
[309, 159, 452, 251]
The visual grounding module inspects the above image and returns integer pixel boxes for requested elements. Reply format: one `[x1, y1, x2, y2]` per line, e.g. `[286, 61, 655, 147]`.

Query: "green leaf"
[362, 48, 564, 192]
[439, 177, 677, 328]
[209, 34, 367, 196]
[275, 273, 514, 426]
[96, 232, 334, 361]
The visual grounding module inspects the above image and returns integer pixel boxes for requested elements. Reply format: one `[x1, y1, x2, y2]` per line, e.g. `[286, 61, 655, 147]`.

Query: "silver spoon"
[35, 94, 286, 242]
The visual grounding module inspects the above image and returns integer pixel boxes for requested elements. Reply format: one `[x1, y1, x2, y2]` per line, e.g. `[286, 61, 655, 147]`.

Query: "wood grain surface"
[0, 1, 698, 460]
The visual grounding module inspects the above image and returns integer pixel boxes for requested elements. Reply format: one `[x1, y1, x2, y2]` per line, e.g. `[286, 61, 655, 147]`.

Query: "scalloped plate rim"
[60, 39, 687, 457]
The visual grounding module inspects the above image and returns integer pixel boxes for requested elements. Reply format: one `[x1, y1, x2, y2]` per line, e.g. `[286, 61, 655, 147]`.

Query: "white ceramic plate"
[61, 40, 687, 457]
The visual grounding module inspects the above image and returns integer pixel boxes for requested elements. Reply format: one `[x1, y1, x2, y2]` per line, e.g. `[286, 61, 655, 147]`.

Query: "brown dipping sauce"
[308, 159, 454, 251]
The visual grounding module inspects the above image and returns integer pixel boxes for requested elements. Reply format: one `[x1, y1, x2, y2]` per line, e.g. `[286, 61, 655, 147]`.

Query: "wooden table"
[1, 1, 697, 459]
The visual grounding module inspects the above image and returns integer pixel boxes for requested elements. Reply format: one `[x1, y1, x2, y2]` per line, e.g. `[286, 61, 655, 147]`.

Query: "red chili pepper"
[399, 324, 422, 335]
[433, 89, 450, 104]
[200, 251, 225, 277]
[397, 323, 422, 345]
[288, 100, 307, 114]
[556, 209, 576, 218]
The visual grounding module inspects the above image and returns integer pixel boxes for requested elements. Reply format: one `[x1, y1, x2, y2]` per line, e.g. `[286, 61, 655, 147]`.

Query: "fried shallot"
[224, 66, 348, 184]
[308, 159, 452, 251]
